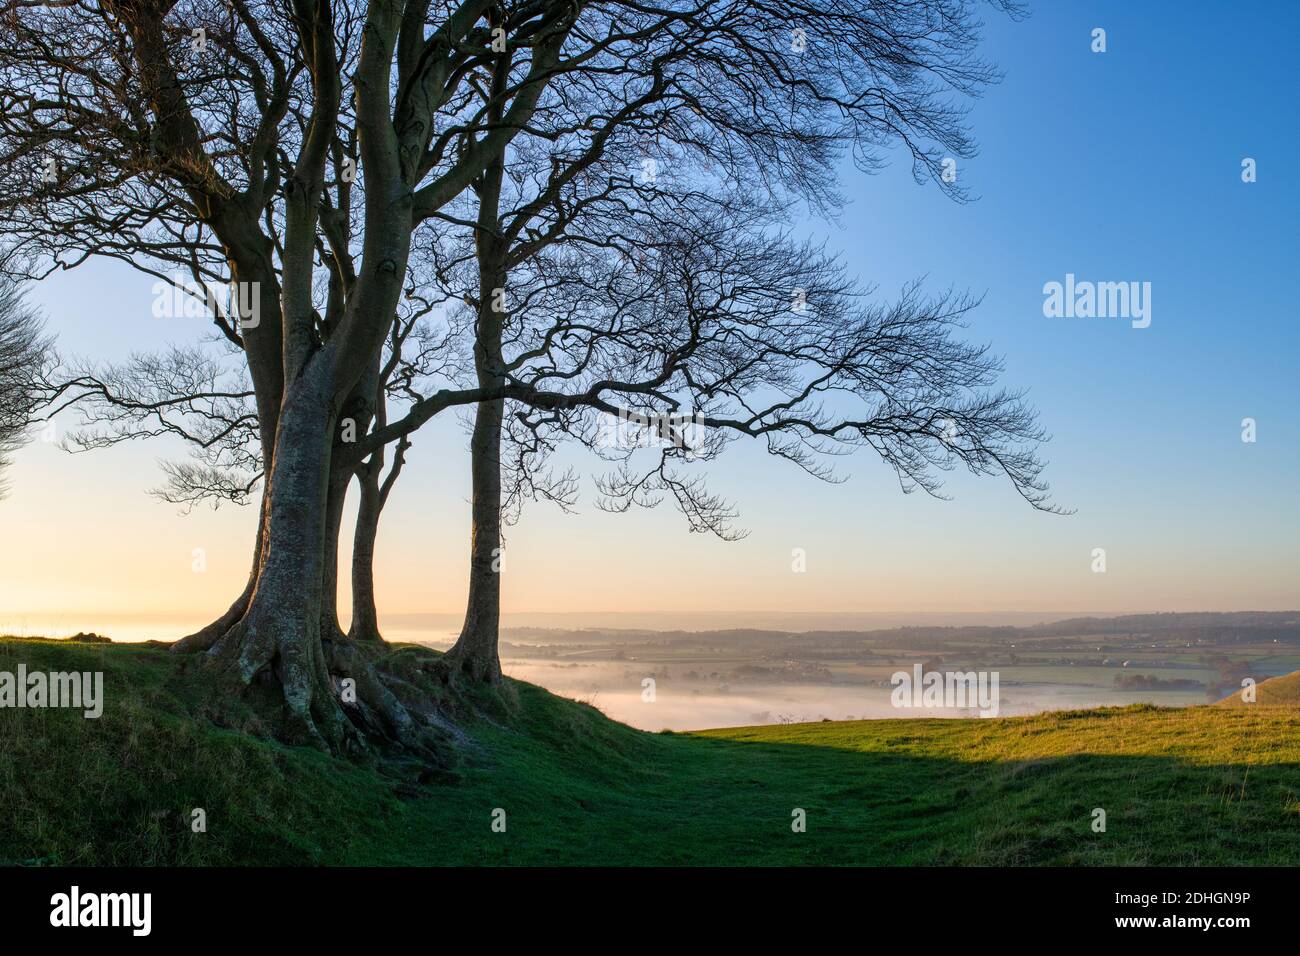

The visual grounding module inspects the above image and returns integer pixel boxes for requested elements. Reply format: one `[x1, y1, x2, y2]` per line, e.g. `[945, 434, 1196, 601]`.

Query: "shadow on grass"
[404, 694, 1300, 866]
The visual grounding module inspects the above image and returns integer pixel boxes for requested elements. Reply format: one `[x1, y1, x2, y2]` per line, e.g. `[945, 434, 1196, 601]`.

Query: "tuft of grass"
[2, 637, 1299, 865]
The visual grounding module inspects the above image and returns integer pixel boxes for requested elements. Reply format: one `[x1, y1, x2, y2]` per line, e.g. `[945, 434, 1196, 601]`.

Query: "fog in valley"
[481, 613, 1295, 730]
[500, 658, 1212, 730]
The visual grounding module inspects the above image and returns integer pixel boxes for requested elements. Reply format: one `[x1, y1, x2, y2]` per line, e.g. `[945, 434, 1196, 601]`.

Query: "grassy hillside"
[1216, 669, 1300, 707]
[2, 636, 1299, 866]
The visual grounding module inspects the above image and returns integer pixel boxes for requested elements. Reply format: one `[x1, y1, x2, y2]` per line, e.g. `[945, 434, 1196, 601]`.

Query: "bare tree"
[391, 0, 1040, 684]
[0, 278, 52, 495]
[0, 0, 1036, 751]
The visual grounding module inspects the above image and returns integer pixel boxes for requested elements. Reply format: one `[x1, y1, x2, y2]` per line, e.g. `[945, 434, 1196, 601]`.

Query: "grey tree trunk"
[349, 466, 384, 643]
[442, 171, 507, 684]
[320, 462, 351, 643]
[442, 391, 504, 683]
[208, 374, 354, 750]
[206, 378, 422, 752]
[440, 32, 511, 686]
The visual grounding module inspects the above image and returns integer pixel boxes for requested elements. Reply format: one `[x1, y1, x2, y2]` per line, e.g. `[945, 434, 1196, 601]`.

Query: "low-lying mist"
[502, 658, 1207, 731]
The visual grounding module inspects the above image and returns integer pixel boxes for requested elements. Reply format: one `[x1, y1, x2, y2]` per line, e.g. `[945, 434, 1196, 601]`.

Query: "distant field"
[3, 636, 1299, 866]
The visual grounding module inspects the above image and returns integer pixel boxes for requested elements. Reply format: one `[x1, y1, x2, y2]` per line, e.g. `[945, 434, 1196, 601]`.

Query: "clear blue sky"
[3, 0, 1297, 635]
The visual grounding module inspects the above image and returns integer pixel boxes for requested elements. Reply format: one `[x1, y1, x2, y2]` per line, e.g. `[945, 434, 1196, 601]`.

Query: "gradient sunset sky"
[2, 1, 1297, 637]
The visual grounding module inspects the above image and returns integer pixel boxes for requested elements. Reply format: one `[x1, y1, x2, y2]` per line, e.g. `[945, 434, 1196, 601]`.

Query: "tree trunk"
[319, 462, 351, 643]
[344, 350, 386, 644]
[442, 393, 504, 683]
[441, 82, 509, 685]
[349, 466, 384, 643]
[442, 183, 507, 683]
[207, 375, 354, 751]
[194, 367, 422, 752]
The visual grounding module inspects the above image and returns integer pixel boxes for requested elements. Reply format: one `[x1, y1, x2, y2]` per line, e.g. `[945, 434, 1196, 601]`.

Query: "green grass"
[3, 636, 1299, 866]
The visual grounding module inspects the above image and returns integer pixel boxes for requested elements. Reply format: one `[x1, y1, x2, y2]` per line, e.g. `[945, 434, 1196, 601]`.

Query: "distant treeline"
[1113, 673, 1204, 691]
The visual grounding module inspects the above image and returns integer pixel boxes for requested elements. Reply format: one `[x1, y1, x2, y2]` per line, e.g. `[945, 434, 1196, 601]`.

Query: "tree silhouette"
[0, 275, 52, 495]
[0, 0, 1045, 751]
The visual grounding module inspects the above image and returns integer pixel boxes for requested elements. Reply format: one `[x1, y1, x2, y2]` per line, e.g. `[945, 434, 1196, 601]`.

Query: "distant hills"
[499, 611, 1300, 650]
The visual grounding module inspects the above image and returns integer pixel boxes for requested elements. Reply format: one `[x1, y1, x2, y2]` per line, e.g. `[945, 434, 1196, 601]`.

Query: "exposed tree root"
[203, 618, 358, 754]
[325, 639, 427, 748]
[437, 625, 503, 687]
[436, 651, 501, 687]
[172, 617, 464, 765]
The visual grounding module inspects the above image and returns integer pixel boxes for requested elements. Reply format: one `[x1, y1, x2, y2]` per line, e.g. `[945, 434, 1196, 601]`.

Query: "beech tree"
[0, 0, 1037, 751]
[0, 276, 52, 495]
[398, 0, 1037, 684]
[45, 296, 452, 644]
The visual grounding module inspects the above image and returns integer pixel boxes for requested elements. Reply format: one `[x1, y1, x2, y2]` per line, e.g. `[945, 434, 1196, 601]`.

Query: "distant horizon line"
[5, 607, 1297, 638]
[0, 609, 1277, 620]
[8, 607, 1300, 618]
